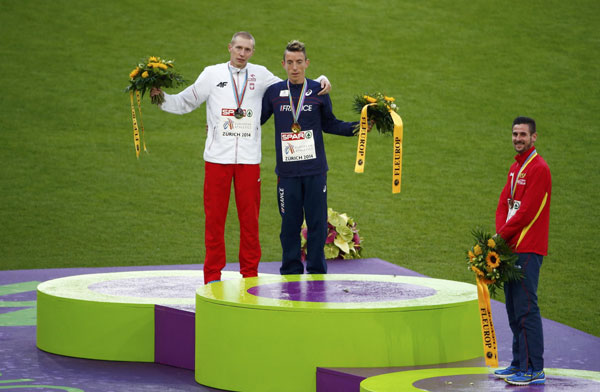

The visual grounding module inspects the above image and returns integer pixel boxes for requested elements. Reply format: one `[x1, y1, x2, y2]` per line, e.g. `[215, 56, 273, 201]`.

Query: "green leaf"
[334, 235, 350, 254]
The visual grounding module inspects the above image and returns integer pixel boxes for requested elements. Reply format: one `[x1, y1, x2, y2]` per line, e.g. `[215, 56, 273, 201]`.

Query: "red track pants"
[203, 162, 261, 284]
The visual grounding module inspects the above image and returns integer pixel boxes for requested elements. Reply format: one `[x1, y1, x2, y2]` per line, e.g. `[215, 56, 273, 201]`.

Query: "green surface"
[198, 274, 477, 310]
[360, 367, 489, 392]
[359, 367, 600, 391]
[195, 276, 481, 392]
[1, 0, 598, 337]
[36, 290, 154, 362]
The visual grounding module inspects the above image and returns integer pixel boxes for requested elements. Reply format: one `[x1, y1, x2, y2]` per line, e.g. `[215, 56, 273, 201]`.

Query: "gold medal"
[287, 79, 307, 134]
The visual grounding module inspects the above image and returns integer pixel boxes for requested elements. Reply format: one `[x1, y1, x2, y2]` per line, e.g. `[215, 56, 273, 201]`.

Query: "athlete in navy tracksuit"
[261, 40, 357, 275]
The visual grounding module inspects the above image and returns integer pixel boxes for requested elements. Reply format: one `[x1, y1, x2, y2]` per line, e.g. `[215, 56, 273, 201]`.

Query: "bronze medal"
[229, 66, 248, 120]
[291, 123, 301, 133]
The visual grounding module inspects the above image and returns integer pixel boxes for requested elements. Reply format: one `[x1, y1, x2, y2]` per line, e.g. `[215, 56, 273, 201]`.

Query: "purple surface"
[0, 290, 37, 301]
[1, 258, 599, 392]
[154, 305, 195, 370]
[316, 367, 365, 392]
[247, 280, 437, 302]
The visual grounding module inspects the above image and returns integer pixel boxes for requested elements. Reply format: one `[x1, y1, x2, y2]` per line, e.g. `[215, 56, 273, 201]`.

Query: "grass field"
[1, 0, 599, 336]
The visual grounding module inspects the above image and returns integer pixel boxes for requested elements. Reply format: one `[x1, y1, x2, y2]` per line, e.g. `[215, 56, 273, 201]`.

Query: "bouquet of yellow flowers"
[352, 92, 399, 134]
[466, 228, 522, 297]
[125, 56, 186, 104]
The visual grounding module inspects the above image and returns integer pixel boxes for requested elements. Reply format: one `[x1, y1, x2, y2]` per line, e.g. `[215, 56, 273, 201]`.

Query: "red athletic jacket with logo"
[495, 146, 552, 255]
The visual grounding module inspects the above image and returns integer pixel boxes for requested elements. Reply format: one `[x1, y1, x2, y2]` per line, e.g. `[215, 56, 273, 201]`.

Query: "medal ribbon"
[475, 275, 498, 367]
[510, 149, 537, 200]
[229, 66, 248, 112]
[354, 104, 404, 193]
[287, 79, 307, 125]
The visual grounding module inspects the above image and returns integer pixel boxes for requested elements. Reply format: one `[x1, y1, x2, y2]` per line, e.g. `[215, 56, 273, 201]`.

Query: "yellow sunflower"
[468, 250, 475, 262]
[141, 71, 149, 78]
[474, 244, 482, 256]
[149, 56, 158, 62]
[485, 251, 501, 270]
[364, 95, 377, 103]
[487, 238, 496, 248]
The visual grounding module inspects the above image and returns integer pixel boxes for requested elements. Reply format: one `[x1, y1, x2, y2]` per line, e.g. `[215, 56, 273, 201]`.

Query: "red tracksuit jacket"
[495, 146, 552, 255]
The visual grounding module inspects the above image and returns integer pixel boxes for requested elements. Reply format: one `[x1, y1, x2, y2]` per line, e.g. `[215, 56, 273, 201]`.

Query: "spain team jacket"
[495, 146, 552, 255]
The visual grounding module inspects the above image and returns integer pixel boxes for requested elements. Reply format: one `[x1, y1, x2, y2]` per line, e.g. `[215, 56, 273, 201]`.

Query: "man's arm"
[263, 68, 331, 96]
[320, 94, 358, 136]
[495, 179, 511, 234]
[151, 68, 211, 114]
[260, 87, 274, 125]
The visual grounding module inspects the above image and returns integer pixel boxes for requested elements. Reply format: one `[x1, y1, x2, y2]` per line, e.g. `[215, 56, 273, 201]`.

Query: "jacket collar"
[515, 145, 536, 165]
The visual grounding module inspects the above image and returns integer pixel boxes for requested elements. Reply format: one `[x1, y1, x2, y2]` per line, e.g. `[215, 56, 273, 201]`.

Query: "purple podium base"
[155, 305, 195, 370]
[1, 258, 599, 391]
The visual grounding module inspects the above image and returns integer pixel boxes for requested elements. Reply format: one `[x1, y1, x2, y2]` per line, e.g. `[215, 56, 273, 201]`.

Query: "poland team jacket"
[159, 62, 280, 164]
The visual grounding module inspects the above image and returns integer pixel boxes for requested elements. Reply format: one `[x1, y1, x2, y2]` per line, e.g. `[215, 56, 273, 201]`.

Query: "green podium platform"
[195, 274, 481, 392]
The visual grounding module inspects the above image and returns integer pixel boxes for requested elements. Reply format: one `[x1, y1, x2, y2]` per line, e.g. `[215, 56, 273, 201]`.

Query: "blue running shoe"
[494, 365, 520, 379]
[505, 369, 546, 385]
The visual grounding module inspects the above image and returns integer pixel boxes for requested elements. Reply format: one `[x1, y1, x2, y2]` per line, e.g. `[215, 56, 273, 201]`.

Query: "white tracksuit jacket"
[160, 62, 280, 164]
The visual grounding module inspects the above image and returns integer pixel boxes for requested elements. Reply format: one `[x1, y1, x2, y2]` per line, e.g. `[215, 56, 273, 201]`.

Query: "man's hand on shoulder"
[317, 76, 331, 95]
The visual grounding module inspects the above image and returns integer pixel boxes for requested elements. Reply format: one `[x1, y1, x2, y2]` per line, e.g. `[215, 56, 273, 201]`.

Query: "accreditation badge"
[506, 199, 520, 222]
[220, 108, 254, 138]
[281, 130, 316, 162]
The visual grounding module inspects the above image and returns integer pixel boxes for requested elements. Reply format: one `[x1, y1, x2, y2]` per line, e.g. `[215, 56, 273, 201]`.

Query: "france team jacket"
[261, 78, 357, 177]
[495, 146, 552, 255]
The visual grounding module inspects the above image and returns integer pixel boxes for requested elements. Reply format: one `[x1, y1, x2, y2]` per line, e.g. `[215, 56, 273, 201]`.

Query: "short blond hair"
[283, 40, 306, 60]
[231, 31, 255, 48]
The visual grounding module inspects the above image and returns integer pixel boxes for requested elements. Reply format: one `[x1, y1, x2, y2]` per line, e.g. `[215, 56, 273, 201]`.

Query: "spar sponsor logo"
[281, 130, 312, 141]
[221, 108, 253, 117]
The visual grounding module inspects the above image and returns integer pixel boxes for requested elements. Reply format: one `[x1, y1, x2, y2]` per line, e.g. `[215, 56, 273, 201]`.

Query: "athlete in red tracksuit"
[494, 116, 551, 386]
[151, 32, 330, 284]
